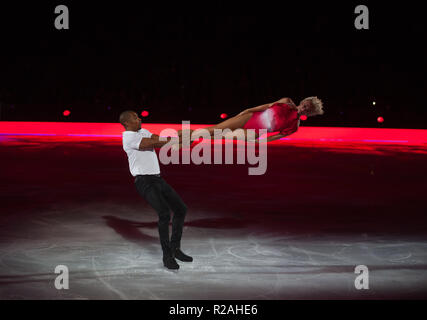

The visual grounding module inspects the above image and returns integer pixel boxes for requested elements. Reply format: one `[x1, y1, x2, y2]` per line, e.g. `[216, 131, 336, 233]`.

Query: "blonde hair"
[300, 96, 324, 116]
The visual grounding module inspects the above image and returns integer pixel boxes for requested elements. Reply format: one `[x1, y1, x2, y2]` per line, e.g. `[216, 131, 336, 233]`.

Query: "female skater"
[179, 96, 324, 143]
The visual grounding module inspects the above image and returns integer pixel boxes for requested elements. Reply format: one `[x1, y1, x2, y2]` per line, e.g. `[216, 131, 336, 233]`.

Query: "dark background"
[0, 1, 425, 128]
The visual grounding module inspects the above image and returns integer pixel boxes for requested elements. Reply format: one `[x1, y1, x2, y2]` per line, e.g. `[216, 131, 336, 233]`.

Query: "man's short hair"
[119, 110, 136, 127]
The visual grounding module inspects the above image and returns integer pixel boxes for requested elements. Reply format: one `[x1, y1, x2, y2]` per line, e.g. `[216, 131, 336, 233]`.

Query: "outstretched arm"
[238, 97, 296, 116]
[255, 133, 286, 144]
[255, 123, 299, 143]
[139, 134, 180, 150]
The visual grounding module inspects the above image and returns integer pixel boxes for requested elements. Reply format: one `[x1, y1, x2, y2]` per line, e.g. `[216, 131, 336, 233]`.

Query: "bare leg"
[210, 112, 253, 131]
[180, 112, 253, 138]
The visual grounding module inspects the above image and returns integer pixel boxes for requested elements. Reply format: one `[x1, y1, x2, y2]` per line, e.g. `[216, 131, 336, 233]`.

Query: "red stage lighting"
[141, 110, 149, 117]
[300, 115, 307, 121]
[2, 123, 427, 145]
[377, 116, 384, 123]
[63, 110, 71, 116]
[220, 113, 228, 119]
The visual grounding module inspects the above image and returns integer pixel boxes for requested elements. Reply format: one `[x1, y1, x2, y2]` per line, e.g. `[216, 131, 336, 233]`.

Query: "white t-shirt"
[122, 128, 161, 176]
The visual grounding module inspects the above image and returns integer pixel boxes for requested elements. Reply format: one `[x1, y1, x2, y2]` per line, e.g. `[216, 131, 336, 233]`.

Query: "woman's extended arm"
[238, 97, 296, 116]
[253, 133, 286, 144]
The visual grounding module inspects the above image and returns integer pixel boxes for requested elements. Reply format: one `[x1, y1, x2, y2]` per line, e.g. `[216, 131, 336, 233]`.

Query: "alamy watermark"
[54, 5, 370, 31]
[354, 265, 369, 290]
[54, 5, 69, 30]
[157, 122, 268, 176]
[54, 265, 69, 290]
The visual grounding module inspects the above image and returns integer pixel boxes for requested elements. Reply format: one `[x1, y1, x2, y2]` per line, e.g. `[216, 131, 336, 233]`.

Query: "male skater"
[120, 110, 192, 270]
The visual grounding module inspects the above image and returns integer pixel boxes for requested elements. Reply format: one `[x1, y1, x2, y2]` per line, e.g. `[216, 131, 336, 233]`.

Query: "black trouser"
[135, 174, 187, 256]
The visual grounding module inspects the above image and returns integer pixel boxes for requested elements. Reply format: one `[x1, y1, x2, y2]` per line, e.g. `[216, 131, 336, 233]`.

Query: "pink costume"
[243, 103, 300, 135]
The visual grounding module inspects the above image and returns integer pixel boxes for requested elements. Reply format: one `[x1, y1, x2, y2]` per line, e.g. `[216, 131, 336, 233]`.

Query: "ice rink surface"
[1, 135, 427, 299]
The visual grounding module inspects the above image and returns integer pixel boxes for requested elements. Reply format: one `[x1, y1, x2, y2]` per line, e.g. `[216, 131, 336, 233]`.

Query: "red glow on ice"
[0, 122, 427, 146]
